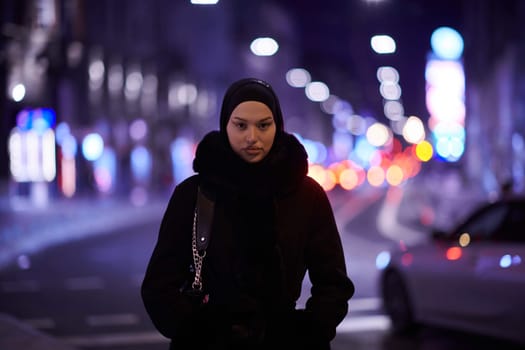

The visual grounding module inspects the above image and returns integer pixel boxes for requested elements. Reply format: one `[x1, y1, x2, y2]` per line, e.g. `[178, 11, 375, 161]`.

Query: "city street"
[0, 187, 521, 350]
[1, 1, 524, 349]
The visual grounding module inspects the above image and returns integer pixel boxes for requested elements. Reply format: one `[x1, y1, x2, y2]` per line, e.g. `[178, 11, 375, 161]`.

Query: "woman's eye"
[236, 122, 246, 129]
[258, 122, 271, 130]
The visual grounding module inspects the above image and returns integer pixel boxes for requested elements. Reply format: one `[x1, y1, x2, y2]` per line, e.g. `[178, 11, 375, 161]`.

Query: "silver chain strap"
[191, 208, 206, 291]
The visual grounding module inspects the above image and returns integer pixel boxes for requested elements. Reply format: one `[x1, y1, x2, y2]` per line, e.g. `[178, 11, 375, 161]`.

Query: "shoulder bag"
[185, 186, 214, 303]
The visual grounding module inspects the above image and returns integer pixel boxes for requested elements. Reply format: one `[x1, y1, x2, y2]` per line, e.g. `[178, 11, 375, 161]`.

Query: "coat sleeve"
[303, 178, 355, 341]
[140, 176, 201, 339]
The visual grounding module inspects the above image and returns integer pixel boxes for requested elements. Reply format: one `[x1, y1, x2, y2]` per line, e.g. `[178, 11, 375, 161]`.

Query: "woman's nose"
[246, 127, 257, 141]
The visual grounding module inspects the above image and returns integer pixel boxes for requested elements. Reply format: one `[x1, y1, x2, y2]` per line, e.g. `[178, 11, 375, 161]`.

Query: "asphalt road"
[0, 188, 521, 350]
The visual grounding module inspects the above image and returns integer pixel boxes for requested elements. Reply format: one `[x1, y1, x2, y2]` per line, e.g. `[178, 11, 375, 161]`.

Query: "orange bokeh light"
[446, 246, 462, 260]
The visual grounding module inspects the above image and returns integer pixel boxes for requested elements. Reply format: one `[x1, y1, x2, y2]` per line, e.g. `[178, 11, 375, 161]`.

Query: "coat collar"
[193, 131, 308, 197]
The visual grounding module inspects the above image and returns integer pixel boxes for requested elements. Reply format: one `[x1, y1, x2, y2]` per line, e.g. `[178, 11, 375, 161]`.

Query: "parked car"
[378, 197, 525, 345]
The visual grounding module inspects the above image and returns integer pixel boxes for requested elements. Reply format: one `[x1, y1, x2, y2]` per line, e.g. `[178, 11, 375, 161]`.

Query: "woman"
[141, 77, 355, 349]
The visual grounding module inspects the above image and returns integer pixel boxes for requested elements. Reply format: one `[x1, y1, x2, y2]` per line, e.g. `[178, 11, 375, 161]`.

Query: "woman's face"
[226, 101, 276, 163]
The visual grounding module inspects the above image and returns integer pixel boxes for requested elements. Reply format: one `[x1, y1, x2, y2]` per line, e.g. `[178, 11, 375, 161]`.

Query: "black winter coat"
[141, 131, 354, 349]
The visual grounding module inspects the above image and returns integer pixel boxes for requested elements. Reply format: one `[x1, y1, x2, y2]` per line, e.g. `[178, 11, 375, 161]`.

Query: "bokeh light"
[367, 166, 385, 187]
[286, 68, 311, 88]
[431, 26, 464, 60]
[250, 37, 279, 56]
[82, 133, 104, 161]
[305, 81, 330, 102]
[415, 140, 433, 162]
[371, 35, 396, 54]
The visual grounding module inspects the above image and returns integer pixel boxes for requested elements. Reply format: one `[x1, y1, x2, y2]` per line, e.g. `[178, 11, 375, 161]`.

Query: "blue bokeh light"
[431, 26, 464, 60]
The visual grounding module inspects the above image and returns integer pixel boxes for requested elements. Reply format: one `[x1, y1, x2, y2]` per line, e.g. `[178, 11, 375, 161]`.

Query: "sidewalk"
[0, 191, 168, 350]
[0, 193, 167, 270]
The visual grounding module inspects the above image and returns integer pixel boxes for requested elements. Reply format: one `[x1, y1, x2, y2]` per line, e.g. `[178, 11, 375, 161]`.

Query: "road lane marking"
[349, 297, 382, 312]
[65, 276, 105, 290]
[23, 317, 56, 329]
[62, 331, 168, 346]
[86, 313, 140, 327]
[337, 315, 391, 333]
[1, 280, 40, 292]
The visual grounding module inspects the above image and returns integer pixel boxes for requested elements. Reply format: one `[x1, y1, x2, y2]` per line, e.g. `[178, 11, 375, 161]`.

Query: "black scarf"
[193, 130, 308, 197]
[192, 131, 308, 317]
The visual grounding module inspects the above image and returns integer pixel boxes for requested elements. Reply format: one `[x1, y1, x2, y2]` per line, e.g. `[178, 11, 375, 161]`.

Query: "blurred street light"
[286, 68, 311, 88]
[250, 37, 279, 56]
[305, 81, 330, 102]
[10, 83, 26, 102]
[191, 0, 219, 4]
[371, 35, 396, 54]
[431, 26, 464, 60]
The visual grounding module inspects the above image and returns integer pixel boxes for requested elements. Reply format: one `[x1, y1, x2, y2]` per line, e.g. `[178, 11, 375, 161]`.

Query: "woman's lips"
[244, 147, 261, 155]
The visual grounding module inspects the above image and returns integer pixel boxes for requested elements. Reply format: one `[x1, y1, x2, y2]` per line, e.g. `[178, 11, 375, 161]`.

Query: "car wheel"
[382, 269, 416, 334]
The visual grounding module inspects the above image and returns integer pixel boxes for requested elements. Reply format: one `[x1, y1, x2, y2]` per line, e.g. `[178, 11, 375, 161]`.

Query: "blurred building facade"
[462, 0, 525, 195]
[0, 0, 305, 201]
[1, 0, 525, 202]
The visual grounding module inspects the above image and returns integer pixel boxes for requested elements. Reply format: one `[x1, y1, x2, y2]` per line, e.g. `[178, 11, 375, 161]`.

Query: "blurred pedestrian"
[141, 77, 354, 349]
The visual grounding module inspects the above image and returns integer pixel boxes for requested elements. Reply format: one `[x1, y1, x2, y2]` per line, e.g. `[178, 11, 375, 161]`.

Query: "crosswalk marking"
[349, 297, 382, 312]
[62, 331, 168, 347]
[64, 276, 105, 290]
[23, 317, 56, 329]
[86, 313, 140, 327]
[1, 279, 40, 293]
[338, 315, 391, 333]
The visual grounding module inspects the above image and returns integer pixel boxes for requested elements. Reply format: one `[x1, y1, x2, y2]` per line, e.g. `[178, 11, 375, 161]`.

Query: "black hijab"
[193, 77, 308, 197]
[219, 78, 284, 145]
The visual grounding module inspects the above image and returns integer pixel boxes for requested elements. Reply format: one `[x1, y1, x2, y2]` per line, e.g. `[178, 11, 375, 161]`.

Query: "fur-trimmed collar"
[193, 131, 308, 197]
